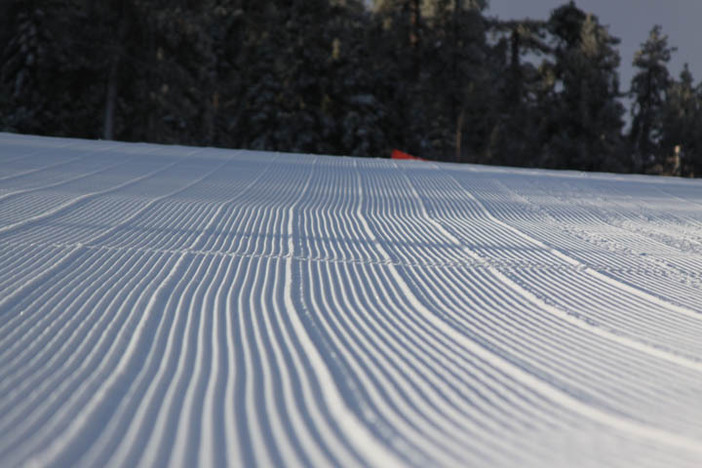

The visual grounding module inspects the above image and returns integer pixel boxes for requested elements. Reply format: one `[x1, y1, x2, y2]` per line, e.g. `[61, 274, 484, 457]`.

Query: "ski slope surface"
[1, 133, 702, 467]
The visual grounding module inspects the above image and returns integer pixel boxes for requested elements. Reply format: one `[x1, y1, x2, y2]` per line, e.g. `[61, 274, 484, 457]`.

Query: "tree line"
[1, 0, 701, 176]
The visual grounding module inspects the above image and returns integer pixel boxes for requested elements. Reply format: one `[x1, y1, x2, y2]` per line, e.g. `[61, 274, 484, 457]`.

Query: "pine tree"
[629, 25, 676, 173]
[0, 0, 105, 137]
[371, 0, 493, 161]
[87, 0, 148, 141]
[425, 0, 491, 162]
[488, 18, 550, 167]
[661, 65, 701, 176]
[144, 1, 224, 146]
[542, 2, 626, 172]
[370, 0, 428, 157]
[325, 2, 387, 157]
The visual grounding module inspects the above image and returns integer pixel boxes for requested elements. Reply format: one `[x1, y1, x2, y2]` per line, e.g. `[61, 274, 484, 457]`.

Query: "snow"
[1, 132, 701, 467]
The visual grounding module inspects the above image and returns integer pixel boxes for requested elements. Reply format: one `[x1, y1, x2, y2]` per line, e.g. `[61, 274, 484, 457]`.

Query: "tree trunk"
[203, 91, 219, 146]
[509, 26, 522, 108]
[409, 0, 420, 47]
[202, 29, 218, 146]
[103, 57, 119, 140]
[455, 107, 465, 163]
[409, 0, 421, 78]
[103, 8, 129, 141]
[452, 0, 461, 159]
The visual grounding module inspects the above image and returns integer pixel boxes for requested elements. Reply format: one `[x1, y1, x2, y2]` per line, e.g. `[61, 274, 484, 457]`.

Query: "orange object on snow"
[391, 149, 424, 161]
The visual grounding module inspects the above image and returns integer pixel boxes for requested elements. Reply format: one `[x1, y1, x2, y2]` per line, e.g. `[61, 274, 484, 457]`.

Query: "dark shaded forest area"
[1, 0, 701, 176]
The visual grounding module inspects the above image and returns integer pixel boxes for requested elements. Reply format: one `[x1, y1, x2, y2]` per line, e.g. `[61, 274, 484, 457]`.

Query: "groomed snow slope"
[1, 133, 701, 467]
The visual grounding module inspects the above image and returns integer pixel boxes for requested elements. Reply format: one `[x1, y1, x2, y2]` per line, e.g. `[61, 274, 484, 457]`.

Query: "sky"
[486, 0, 702, 96]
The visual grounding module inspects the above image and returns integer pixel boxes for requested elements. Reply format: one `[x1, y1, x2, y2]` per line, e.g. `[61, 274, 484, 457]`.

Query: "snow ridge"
[1, 133, 701, 467]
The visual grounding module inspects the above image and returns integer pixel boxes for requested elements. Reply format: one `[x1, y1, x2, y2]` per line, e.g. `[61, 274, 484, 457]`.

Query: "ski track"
[1, 133, 701, 467]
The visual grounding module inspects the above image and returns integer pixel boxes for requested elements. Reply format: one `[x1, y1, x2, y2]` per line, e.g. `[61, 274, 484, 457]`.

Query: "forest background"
[1, 0, 701, 176]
